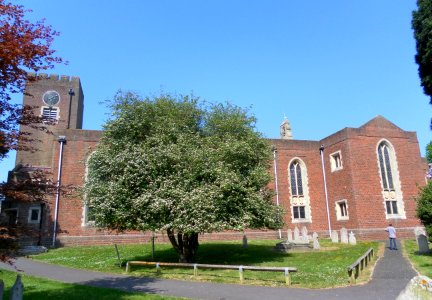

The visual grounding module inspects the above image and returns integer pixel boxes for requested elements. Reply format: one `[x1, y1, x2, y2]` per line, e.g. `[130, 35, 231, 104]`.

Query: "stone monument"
[331, 230, 339, 243]
[349, 231, 357, 245]
[341, 227, 348, 244]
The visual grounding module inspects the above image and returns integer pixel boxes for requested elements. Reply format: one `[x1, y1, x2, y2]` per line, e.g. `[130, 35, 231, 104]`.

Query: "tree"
[0, 0, 63, 159]
[85, 92, 282, 262]
[413, 1, 432, 120]
[0, 0, 63, 262]
[416, 181, 432, 242]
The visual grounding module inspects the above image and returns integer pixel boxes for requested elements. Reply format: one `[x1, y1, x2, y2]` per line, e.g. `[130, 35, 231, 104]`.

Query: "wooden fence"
[347, 247, 374, 284]
[126, 261, 298, 285]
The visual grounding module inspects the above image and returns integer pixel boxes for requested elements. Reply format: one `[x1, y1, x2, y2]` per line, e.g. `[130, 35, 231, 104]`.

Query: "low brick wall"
[54, 226, 422, 247]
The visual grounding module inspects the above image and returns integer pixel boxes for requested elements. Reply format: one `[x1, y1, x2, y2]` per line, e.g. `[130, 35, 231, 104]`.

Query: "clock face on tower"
[42, 90, 60, 106]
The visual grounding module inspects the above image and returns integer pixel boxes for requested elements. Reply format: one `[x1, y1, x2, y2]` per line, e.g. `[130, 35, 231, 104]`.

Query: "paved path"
[0, 241, 417, 300]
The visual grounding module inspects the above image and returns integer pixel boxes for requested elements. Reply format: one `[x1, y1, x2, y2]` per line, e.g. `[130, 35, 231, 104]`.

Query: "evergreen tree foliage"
[85, 92, 283, 262]
[416, 181, 432, 241]
[413, 0, 432, 116]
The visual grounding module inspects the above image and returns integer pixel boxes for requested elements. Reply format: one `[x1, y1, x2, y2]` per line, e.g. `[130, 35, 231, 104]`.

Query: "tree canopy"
[0, 0, 63, 160]
[416, 181, 432, 242]
[85, 92, 282, 262]
[412, 1, 432, 110]
[0, 0, 63, 262]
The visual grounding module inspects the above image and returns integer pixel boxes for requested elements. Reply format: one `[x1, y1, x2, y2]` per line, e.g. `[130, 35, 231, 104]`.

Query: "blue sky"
[1, 0, 430, 181]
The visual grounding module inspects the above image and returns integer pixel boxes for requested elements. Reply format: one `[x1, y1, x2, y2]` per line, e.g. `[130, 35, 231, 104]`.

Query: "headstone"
[414, 227, 426, 237]
[10, 274, 23, 300]
[301, 226, 309, 242]
[331, 230, 339, 243]
[312, 232, 320, 250]
[416, 234, 430, 254]
[287, 229, 293, 242]
[294, 226, 300, 241]
[349, 231, 357, 245]
[242, 234, 248, 249]
[341, 227, 348, 244]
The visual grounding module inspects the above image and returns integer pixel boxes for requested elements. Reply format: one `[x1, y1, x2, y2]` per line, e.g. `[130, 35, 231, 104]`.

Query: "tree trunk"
[167, 228, 199, 262]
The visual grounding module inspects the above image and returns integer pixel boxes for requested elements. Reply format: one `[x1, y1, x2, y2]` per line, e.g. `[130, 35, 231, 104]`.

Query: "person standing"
[385, 223, 397, 250]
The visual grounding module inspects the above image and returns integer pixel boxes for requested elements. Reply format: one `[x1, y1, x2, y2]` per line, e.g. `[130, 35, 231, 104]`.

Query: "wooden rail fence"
[347, 247, 374, 284]
[126, 261, 298, 285]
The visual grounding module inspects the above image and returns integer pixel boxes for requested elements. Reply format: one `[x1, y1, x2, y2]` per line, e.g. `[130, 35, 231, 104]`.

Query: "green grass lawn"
[30, 239, 379, 288]
[403, 239, 432, 278]
[0, 269, 182, 300]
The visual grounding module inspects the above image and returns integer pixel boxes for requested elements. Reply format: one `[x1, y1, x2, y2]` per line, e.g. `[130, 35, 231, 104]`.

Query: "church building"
[1, 74, 427, 246]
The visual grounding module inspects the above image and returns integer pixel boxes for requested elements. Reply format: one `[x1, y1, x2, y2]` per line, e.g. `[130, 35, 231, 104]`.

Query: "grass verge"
[402, 239, 432, 278]
[31, 239, 379, 288]
[0, 269, 182, 299]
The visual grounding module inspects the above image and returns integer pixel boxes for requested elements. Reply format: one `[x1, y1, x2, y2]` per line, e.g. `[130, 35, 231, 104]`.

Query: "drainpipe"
[319, 145, 332, 237]
[67, 88, 74, 129]
[52, 136, 66, 247]
[272, 146, 282, 239]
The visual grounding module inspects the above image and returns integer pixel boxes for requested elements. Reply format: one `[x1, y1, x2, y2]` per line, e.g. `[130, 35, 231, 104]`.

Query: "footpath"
[0, 241, 418, 300]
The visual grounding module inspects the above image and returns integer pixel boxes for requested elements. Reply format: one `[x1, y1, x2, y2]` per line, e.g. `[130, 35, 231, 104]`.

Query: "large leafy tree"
[86, 92, 282, 262]
[413, 1, 432, 112]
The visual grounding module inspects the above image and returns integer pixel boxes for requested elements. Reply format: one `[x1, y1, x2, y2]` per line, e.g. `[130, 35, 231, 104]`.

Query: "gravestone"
[301, 226, 309, 242]
[416, 234, 430, 254]
[242, 234, 248, 249]
[313, 232, 320, 250]
[10, 274, 23, 300]
[294, 226, 300, 241]
[349, 231, 357, 245]
[341, 227, 348, 244]
[287, 229, 293, 242]
[414, 227, 426, 237]
[331, 230, 339, 243]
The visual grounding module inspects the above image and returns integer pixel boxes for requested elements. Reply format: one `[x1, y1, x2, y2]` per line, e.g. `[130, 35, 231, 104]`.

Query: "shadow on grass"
[2, 271, 168, 300]
[126, 242, 292, 265]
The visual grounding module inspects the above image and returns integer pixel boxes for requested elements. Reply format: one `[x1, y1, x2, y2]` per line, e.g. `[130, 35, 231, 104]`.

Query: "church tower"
[280, 117, 293, 140]
[15, 73, 84, 167]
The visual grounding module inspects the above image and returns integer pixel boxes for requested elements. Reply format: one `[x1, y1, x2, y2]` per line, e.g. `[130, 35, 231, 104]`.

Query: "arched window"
[82, 151, 96, 226]
[290, 161, 303, 196]
[377, 141, 405, 217]
[288, 159, 311, 222]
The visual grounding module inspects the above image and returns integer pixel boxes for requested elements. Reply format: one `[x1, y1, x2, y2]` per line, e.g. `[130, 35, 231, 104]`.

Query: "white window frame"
[82, 151, 96, 226]
[376, 140, 406, 219]
[41, 106, 60, 122]
[288, 158, 312, 223]
[335, 200, 349, 221]
[28, 206, 41, 224]
[330, 151, 343, 172]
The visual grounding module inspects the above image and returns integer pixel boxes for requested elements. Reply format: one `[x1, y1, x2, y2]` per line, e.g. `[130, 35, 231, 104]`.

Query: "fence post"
[114, 244, 122, 267]
[193, 264, 198, 277]
[239, 266, 244, 283]
[284, 268, 291, 286]
[156, 263, 161, 275]
[0, 279, 4, 300]
[126, 262, 130, 272]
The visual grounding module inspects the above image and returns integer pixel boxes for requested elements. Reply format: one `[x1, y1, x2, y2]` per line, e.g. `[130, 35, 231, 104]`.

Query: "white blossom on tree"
[85, 92, 282, 262]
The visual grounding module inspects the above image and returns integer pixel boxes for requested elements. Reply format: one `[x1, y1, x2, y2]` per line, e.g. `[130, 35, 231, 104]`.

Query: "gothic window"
[377, 141, 404, 218]
[290, 161, 303, 197]
[288, 159, 311, 222]
[82, 152, 96, 226]
[293, 206, 305, 219]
